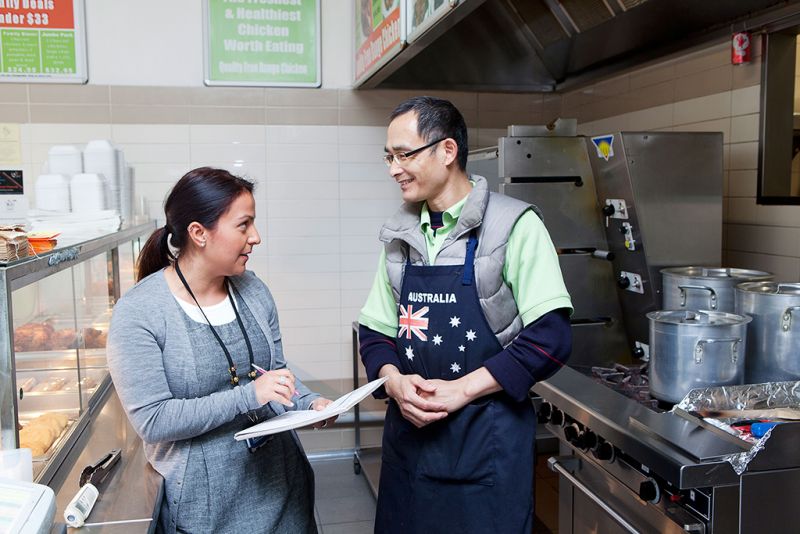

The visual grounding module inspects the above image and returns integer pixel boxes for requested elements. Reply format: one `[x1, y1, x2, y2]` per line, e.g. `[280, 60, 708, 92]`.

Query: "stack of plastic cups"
[120, 165, 135, 224]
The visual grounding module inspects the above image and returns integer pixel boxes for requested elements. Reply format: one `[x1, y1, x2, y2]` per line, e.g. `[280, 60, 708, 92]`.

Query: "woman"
[108, 167, 332, 533]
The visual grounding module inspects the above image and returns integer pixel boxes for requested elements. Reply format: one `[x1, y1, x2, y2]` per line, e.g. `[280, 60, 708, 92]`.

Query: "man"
[358, 96, 572, 533]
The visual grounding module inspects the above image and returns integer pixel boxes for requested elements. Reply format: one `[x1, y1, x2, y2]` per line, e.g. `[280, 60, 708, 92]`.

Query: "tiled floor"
[310, 454, 559, 534]
[311, 457, 375, 534]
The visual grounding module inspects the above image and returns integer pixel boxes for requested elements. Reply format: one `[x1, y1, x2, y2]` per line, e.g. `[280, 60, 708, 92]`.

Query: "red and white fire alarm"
[732, 32, 751, 65]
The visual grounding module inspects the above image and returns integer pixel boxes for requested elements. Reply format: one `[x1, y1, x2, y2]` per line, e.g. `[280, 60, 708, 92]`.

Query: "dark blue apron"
[375, 232, 536, 534]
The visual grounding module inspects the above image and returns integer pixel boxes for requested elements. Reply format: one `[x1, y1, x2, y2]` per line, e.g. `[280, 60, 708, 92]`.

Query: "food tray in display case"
[18, 408, 80, 463]
[0, 221, 154, 485]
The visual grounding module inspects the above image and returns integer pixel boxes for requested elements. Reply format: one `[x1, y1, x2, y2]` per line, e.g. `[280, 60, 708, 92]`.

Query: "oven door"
[549, 453, 706, 534]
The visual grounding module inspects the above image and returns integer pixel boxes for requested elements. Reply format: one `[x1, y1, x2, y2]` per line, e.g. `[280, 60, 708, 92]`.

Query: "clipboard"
[234, 376, 388, 440]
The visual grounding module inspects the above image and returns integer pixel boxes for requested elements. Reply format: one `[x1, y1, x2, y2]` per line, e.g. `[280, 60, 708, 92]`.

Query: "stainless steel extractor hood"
[358, 0, 799, 92]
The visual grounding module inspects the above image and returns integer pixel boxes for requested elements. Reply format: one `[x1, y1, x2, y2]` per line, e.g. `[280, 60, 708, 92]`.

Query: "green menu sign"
[204, 0, 320, 87]
[0, 0, 86, 83]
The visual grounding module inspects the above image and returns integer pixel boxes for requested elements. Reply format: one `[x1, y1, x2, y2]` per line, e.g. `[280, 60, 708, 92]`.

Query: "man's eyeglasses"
[383, 138, 446, 167]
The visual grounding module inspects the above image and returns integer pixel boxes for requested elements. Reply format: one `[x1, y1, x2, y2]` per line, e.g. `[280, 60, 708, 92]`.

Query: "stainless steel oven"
[535, 367, 800, 534]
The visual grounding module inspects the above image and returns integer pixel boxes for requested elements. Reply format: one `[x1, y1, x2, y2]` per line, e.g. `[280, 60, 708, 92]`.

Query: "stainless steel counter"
[48, 384, 162, 533]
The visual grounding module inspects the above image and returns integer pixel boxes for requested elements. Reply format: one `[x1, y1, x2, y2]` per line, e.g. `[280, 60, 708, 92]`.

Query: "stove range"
[533, 366, 800, 533]
[577, 363, 674, 411]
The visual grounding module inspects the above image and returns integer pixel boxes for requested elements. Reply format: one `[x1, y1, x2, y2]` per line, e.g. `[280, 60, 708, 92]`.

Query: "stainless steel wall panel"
[501, 181, 607, 249]
[466, 147, 503, 193]
[624, 132, 723, 269]
[589, 132, 724, 347]
[559, 253, 622, 319]
[569, 321, 629, 367]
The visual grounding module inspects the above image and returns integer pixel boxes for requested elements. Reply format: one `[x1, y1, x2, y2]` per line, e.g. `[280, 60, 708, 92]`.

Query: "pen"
[251, 363, 268, 375]
[251, 363, 298, 397]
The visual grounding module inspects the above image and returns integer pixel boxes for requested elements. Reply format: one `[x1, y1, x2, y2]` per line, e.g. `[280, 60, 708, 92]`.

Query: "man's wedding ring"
[278, 376, 287, 385]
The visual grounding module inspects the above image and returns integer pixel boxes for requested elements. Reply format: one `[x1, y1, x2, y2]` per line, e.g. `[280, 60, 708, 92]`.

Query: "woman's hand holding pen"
[252, 364, 296, 407]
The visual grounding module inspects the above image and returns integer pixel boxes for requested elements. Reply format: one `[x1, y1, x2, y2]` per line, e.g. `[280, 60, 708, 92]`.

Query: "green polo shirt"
[359, 196, 573, 338]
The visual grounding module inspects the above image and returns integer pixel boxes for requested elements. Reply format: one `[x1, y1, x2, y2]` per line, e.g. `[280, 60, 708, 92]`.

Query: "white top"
[173, 293, 238, 325]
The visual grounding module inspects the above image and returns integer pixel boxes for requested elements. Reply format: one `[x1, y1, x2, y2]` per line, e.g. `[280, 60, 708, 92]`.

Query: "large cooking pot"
[647, 310, 751, 403]
[736, 282, 800, 383]
[661, 267, 773, 313]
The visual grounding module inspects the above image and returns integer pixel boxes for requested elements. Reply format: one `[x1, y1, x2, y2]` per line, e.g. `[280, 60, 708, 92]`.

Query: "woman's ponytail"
[136, 225, 172, 282]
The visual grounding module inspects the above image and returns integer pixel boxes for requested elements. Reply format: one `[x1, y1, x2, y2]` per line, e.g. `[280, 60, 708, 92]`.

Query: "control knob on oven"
[564, 423, 582, 446]
[580, 429, 598, 450]
[549, 407, 565, 426]
[639, 478, 661, 504]
[617, 274, 631, 289]
[592, 439, 615, 462]
[537, 402, 552, 424]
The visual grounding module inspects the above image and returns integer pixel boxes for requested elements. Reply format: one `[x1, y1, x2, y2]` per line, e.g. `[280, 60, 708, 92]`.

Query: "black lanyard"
[174, 261, 257, 386]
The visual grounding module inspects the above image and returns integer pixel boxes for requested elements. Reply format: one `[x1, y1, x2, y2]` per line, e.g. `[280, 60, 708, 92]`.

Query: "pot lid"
[661, 266, 773, 281]
[646, 310, 751, 326]
[737, 282, 800, 296]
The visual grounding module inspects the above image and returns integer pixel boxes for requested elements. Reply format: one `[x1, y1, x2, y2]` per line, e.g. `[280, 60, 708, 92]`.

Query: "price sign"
[0, 0, 87, 83]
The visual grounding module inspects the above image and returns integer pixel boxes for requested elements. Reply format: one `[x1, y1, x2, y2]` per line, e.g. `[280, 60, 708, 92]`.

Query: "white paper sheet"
[234, 376, 388, 440]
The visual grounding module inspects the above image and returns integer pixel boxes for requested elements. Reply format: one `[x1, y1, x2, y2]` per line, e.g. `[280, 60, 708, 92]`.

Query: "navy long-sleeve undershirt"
[358, 308, 572, 402]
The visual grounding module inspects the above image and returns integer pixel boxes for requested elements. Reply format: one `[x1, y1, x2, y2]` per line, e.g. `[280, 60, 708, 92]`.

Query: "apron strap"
[462, 231, 478, 286]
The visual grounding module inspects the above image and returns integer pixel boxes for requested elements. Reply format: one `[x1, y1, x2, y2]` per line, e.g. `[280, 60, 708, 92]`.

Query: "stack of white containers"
[38, 146, 84, 212]
[38, 141, 134, 222]
[82, 140, 118, 212]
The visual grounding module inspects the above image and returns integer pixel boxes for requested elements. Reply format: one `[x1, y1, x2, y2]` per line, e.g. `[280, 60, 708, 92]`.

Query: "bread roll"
[19, 377, 37, 392]
[32, 377, 66, 392]
[21, 440, 49, 457]
[19, 412, 70, 457]
[38, 412, 68, 431]
[20, 426, 54, 456]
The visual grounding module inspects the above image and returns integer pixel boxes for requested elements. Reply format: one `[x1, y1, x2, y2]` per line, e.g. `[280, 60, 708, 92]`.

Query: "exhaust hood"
[357, 0, 797, 92]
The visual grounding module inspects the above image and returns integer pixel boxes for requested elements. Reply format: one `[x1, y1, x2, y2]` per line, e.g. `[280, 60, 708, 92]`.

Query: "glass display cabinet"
[0, 222, 154, 482]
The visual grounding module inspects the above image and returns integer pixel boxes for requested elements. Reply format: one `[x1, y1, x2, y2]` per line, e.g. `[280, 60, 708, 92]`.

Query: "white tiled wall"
[20, 123, 396, 391]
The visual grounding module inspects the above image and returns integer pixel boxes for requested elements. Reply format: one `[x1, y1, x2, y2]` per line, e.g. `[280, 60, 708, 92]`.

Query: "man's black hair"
[390, 96, 468, 171]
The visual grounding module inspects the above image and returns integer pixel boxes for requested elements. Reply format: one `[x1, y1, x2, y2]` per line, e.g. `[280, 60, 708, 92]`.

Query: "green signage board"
[0, 0, 87, 83]
[204, 0, 320, 87]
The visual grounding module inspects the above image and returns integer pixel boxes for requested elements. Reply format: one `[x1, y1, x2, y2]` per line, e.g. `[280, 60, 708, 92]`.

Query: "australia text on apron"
[375, 231, 536, 534]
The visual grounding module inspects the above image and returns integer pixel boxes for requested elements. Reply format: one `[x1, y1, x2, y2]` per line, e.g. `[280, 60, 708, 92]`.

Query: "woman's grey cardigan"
[107, 269, 319, 517]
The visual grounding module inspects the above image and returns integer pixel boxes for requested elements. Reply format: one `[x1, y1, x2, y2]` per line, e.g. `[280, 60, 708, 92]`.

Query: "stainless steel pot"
[736, 282, 800, 383]
[647, 310, 751, 403]
[661, 267, 773, 312]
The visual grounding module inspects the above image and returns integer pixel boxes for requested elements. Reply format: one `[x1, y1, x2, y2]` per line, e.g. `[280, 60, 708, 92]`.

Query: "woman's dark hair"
[136, 167, 254, 282]
[390, 96, 469, 171]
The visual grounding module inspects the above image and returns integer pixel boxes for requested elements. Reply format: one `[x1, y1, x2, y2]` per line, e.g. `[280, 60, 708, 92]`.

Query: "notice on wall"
[0, 124, 21, 166]
[0, 0, 87, 83]
[204, 0, 320, 87]
[354, 0, 403, 85]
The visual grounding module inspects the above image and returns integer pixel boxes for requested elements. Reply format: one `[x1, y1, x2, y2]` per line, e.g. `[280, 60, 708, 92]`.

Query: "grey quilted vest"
[380, 175, 537, 348]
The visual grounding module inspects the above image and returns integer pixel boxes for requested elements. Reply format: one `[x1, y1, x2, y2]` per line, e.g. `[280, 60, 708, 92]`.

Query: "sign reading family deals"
[204, 0, 320, 87]
[0, 0, 87, 83]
